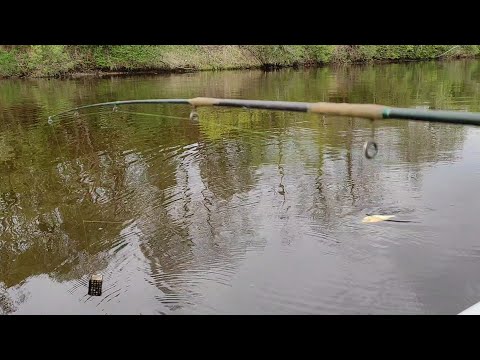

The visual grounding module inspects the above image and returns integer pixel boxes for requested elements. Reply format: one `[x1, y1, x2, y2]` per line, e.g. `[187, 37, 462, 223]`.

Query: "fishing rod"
[48, 97, 480, 159]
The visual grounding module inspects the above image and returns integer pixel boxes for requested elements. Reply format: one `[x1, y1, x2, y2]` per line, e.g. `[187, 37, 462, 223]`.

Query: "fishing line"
[115, 110, 190, 120]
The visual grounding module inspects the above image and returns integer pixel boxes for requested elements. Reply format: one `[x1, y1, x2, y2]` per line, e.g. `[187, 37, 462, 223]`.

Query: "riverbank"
[1, 45, 479, 78]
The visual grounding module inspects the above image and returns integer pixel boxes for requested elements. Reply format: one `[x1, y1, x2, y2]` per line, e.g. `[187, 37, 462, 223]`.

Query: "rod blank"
[48, 97, 480, 127]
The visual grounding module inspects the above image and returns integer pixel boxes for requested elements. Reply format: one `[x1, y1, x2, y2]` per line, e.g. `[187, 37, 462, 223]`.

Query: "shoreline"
[1, 45, 478, 79]
[30, 57, 480, 80]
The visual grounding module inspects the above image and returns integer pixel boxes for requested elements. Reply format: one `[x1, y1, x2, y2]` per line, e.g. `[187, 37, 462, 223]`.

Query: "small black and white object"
[88, 274, 103, 296]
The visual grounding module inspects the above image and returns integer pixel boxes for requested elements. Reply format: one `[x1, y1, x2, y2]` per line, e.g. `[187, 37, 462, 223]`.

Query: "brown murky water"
[2, 60, 480, 314]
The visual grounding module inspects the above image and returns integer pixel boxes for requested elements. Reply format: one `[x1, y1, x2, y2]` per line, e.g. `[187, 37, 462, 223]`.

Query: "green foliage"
[0, 48, 19, 77]
[17, 45, 76, 77]
[91, 45, 165, 70]
[374, 45, 451, 60]
[460, 45, 480, 56]
[0, 45, 478, 77]
[306, 45, 335, 63]
[332, 45, 478, 63]
[241, 45, 335, 68]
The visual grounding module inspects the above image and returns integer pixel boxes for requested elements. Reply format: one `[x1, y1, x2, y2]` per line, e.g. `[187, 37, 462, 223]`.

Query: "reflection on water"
[2, 60, 480, 314]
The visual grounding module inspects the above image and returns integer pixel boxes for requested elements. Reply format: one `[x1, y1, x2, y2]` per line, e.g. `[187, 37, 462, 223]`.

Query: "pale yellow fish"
[362, 215, 395, 223]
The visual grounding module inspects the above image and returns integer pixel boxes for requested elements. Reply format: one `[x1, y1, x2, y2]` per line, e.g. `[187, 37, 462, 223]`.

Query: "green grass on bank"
[1, 45, 479, 78]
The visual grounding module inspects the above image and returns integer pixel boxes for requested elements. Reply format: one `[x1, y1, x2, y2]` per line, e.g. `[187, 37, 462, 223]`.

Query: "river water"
[2, 59, 480, 314]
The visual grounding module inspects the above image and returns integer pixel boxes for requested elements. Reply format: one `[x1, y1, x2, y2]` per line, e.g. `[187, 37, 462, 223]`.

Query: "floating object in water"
[362, 214, 395, 223]
[88, 274, 103, 296]
[362, 214, 417, 223]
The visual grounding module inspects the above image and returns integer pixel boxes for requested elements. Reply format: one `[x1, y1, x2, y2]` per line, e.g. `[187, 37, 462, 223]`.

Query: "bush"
[306, 45, 335, 63]
[17, 45, 76, 77]
[91, 45, 165, 70]
[0, 48, 19, 77]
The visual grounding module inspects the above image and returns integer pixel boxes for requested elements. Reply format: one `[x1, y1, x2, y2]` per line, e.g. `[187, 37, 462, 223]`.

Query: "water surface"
[2, 59, 480, 314]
